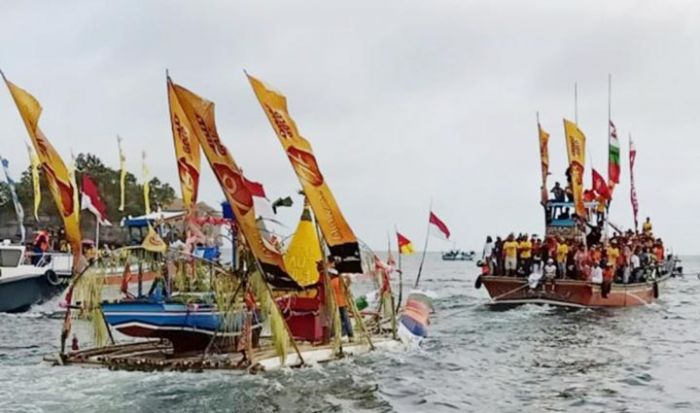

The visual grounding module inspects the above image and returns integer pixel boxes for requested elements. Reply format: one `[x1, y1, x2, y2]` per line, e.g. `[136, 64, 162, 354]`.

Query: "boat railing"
[23, 252, 73, 276]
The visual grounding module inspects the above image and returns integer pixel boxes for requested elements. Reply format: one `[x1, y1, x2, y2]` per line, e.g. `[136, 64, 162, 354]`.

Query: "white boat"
[0, 241, 73, 313]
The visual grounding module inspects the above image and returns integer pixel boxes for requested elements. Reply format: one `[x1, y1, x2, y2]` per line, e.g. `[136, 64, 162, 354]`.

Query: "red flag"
[243, 177, 266, 198]
[429, 211, 450, 240]
[80, 174, 110, 225]
[592, 169, 611, 200]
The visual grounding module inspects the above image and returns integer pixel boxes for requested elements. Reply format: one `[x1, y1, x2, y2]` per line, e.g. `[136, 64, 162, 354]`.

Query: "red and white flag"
[592, 168, 611, 200]
[243, 176, 267, 199]
[629, 136, 639, 231]
[429, 211, 450, 240]
[80, 174, 111, 225]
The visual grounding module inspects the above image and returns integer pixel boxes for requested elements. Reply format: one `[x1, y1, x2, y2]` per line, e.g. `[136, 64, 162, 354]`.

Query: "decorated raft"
[41, 73, 430, 373]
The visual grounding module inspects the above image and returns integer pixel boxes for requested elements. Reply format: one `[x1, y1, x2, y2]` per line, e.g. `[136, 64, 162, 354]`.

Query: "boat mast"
[604, 74, 612, 248]
[414, 200, 432, 288]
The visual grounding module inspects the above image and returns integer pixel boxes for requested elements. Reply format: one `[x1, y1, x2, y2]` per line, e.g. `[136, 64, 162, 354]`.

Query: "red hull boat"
[479, 275, 662, 308]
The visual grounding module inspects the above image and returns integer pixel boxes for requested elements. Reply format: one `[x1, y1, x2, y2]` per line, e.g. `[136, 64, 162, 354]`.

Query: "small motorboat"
[0, 241, 73, 313]
[442, 249, 475, 261]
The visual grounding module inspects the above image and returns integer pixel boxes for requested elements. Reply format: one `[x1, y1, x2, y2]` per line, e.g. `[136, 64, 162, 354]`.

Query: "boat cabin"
[544, 201, 602, 241]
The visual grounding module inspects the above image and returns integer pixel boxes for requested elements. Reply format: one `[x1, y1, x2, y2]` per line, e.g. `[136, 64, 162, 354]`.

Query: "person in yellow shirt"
[502, 234, 519, 276]
[518, 235, 533, 275]
[606, 242, 620, 272]
[556, 239, 569, 278]
[642, 217, 653, 235]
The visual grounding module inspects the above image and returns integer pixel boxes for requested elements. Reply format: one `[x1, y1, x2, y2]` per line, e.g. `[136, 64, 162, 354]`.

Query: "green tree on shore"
[0, 153, 175, 235]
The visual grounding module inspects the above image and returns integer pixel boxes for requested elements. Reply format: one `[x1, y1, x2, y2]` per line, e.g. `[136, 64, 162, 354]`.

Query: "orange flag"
[169, 79, 300, 290]
[247, 74, 362, 274]
[167, 76, 201, 211]
[2, 73, 82, 267]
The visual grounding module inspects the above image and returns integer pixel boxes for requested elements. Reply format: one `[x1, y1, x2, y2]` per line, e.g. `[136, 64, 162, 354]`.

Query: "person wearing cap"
[543, 258, 557, 281]
[328, 259, 354, 341]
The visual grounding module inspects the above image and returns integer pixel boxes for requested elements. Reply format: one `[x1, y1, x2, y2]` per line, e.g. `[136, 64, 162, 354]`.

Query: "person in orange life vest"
[329, 258, 354, 341]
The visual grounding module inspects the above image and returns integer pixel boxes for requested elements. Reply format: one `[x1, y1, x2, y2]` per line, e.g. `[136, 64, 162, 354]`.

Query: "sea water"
[1, 254, 699, 412]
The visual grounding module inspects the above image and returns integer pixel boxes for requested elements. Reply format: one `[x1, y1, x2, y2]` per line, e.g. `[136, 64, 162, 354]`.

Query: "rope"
[490, 282, 530, 301]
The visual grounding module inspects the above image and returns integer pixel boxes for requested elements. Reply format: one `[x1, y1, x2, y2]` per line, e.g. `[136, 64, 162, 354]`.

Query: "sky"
[1, 0, 699, 254]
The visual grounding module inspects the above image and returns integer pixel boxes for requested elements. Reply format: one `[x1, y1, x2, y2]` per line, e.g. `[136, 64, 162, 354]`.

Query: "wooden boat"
[479, 275, 661, 308]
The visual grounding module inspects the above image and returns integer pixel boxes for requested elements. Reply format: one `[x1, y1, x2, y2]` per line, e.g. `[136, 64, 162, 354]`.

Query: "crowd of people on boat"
[480, 217, 667, 285]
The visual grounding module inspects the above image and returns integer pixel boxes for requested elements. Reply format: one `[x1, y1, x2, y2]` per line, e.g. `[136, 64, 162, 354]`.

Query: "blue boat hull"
[0, 273, 66, 313]
[102, 301, 252, 353]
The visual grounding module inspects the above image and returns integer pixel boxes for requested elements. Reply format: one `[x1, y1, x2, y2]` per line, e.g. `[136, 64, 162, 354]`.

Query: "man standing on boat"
[502, 234, 519, 277]
[329, 259, 354, 342]
[642, 217, 653, 235]
[555, 238, 569, 278]
[518, 234, 533, 275]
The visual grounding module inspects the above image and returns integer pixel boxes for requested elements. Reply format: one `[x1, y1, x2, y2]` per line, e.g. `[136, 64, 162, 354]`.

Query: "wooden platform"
[45, 336, 403, 373]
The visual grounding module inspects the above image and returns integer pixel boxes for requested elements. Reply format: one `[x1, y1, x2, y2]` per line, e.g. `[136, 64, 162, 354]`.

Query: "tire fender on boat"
[45, 269, 61, 286]
[474, 275, 482, 289]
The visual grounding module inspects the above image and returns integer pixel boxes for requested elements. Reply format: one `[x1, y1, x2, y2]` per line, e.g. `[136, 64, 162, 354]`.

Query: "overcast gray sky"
[1, 1, 699, 253]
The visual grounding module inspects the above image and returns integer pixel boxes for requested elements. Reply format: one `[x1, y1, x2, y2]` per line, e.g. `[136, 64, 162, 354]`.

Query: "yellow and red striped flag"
[397, 232, 415, 255]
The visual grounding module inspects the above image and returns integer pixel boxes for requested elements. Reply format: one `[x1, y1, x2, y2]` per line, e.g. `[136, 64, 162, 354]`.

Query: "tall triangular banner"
[247, 74, 362, 273]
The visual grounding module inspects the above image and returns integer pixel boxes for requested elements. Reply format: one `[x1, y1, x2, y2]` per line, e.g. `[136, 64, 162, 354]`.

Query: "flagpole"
[414, 201, 432, 288]
[95, 216, 100, 250]
[603, 74, 612, 248]
[394, 225, 404, 313]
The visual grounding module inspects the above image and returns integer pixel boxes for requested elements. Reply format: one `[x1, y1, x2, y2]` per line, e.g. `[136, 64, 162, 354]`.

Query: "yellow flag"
[26, 143, 41, 221]
[3, 75, 81, 265]
[247, 74, 361, 274]
[117, 136, 126, 211]
[283, 199, 322, 287]
[142, 225, 166, 253]
[538, 122, 550, 205]
[142, 151, 151, 214]
[167, 77, 201, 212]
[563, 119, 586, 219]
[170, 79, 300, 290]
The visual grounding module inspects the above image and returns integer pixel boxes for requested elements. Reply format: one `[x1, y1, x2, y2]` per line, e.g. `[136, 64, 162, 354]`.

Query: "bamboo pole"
[414, 201, 432, 288]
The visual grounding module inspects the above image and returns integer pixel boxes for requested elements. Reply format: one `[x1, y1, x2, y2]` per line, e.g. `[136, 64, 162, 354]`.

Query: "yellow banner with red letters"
[167, 77, 201, 211]
[247, 74, 361, 274]
[3, 75, 82, 267]
[170, 79, 300, 289]
[563, 119, 586, 219]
